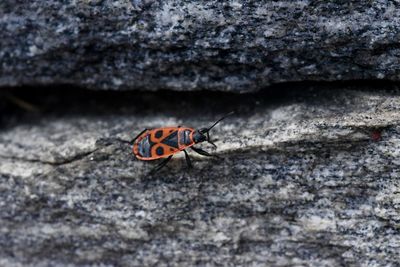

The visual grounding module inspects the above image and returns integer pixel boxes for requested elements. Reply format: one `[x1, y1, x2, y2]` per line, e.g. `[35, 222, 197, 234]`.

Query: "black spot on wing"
[156, 146, 164, 156]
[155, 130, 163, 138]
[161, 131, 179, 149]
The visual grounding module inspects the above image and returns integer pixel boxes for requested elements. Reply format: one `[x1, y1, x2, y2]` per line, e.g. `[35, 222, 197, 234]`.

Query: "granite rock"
[1, 1, 400, 91]
[0, 86, 400, 266]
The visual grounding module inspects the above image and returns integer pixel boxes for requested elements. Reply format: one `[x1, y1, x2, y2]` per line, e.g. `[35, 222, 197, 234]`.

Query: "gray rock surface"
[1, 1, 400, 91]
[1, 86, 400, 266]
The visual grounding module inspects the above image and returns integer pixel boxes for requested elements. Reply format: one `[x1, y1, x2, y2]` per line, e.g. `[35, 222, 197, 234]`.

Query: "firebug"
[132, 112, 233, 173]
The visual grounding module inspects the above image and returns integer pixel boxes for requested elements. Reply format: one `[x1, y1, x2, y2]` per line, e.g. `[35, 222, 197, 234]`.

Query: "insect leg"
[130, 129, 148, 143]
[191, 146, 222, 159]
[205, 132, 217, 148]
[149, 155, 173, 175]
[208, 141, 217, 148]
[183, 149, 193, 168]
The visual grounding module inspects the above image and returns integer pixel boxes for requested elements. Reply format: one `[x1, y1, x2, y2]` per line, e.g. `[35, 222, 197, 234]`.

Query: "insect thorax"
[180, 129, 193, 145]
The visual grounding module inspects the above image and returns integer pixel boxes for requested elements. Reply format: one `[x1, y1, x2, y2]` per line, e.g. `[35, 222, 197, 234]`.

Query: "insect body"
[132, 112, 233, 173]
[133, 127, 202, 160]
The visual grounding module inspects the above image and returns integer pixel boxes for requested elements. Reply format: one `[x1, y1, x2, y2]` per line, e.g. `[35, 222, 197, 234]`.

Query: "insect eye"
[199, 128, 208, 134]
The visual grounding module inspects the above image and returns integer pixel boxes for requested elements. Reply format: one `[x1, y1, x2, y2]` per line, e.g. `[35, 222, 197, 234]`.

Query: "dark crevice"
[0, 149, 100, 166]
[1, 79, 399, 117]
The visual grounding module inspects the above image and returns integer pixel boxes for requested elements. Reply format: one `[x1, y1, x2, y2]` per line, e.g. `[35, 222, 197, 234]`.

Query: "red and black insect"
[132, 112, 233, 173]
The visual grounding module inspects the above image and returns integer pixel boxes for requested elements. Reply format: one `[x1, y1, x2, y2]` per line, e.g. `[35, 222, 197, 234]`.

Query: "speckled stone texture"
[1, 1, 400, 91]
[0, 86, 400, 266]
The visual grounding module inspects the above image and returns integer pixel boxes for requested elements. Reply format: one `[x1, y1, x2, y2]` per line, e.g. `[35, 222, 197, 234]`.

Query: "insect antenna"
[204, 111, 235, 133]
[201, 111, 235, 147]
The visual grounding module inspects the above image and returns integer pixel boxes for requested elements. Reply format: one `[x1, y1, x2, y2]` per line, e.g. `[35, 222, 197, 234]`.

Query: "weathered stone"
[1, 87, 400, 266]
[1, 1, 400, 91]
